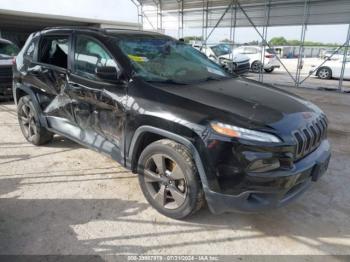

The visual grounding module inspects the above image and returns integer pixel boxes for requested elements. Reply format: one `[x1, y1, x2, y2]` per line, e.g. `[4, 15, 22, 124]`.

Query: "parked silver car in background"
[233, 46, 280, 73]
[0, 38, 19, 99]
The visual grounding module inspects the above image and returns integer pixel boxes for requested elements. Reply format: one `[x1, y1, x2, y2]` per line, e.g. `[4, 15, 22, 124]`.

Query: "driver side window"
[74, 35, 118, 80]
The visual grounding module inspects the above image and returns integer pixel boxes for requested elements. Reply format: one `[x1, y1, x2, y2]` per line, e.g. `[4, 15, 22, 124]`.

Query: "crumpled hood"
[150, 77, 321, 130]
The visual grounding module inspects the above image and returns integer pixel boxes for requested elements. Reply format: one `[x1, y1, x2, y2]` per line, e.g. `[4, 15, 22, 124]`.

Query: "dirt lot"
[0, 87, 349, 259]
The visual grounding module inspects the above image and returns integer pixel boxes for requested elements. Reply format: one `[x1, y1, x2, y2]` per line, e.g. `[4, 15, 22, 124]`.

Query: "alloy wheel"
[19, 103, 37, 141]
[143, 154, 187, 210]
[318, 68, 330, 79]
[251, 61, 262, 73]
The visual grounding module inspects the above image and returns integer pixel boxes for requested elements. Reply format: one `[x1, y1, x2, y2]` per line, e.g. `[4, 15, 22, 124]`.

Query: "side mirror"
[95, 66, 121, 81]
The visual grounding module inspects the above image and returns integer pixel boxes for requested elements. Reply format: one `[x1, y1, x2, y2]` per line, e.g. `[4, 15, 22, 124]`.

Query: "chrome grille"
[293, 116, 328, 160]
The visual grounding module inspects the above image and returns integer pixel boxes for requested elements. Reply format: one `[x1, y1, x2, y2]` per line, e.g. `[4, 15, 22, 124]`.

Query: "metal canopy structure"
[0, 8, 138, 46]
[133, 0, 350, 92]
[137, 0, 350, 28]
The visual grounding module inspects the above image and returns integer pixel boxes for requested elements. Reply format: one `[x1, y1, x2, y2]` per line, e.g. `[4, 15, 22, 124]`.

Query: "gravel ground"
[0, 87, 349, 259]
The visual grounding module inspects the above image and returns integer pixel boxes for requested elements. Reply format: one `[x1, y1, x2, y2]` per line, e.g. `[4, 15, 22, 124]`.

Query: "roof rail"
[41, 26, 148, 34]
[42, 26, 103, 31]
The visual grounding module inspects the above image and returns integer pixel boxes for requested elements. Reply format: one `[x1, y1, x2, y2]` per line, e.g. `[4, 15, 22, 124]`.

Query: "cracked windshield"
[118, 37, 230, 84]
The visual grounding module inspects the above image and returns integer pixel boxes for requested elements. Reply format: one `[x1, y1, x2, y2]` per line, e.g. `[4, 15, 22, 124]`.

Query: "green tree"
[246, 40, 259, 45]
[268, 37, 288, 46]
[268, 37, 339, 47]
[288, 39, 300, 46]
[220, 38, 234, 44]
[182, 36, 202, 43]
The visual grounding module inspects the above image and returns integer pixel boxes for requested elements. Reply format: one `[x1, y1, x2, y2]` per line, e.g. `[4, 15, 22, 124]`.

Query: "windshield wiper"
[204, 76, 230, 81]
[148, 79, 187, 85]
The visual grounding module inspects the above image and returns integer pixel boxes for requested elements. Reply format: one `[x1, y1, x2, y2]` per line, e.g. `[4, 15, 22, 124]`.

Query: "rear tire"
[137, 139, 204, 219]
[17, 95, 53, 145]
[264, 68, 274, 73]
[317, 67, 332, 79]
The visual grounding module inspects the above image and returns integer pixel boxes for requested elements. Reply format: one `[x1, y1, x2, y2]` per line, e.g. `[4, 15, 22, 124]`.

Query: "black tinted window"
[74, 35, 118, 80]
[39, 36, 68, 69]
[0, 42, 19, 57]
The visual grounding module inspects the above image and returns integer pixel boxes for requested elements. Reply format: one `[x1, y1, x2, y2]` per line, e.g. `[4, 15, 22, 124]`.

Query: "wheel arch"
[15, 85, 48, 128]
[250, 60, 262, 70]
[127, 125, 210, 191]
[251, 60, 261, 65]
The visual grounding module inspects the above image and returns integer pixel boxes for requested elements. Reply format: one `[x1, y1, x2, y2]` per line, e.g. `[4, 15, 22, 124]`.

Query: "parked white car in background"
[321, 50, 350, 61]
[310, 58, 350, 80]
[233, 46, 280, 73]
[201, 44, 250, 74]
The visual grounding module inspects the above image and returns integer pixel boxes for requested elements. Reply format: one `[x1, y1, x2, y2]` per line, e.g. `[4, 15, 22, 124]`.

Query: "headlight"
[210, 122, 281, 143]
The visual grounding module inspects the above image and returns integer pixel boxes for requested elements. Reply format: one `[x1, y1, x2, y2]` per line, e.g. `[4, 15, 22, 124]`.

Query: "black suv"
[0, 38, 19, 99]
[13, 28, 331, 219]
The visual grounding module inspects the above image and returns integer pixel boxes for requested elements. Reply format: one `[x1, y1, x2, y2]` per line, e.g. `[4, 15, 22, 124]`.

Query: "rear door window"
[38, 36, 69, 69]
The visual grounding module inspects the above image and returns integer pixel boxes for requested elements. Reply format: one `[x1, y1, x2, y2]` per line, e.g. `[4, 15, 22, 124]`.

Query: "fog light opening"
[248, 158, 280, 173]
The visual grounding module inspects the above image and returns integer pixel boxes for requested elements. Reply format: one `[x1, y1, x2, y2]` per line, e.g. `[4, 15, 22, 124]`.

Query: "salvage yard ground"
[0, 87, 349, 258]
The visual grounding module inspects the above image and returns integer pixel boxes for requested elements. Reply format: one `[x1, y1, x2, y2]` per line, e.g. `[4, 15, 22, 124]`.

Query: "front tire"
[251, 61, 262, 73]
[137, 139, 204, 219]
[317, 67, 332, 79]
[17, 95, 53, 145]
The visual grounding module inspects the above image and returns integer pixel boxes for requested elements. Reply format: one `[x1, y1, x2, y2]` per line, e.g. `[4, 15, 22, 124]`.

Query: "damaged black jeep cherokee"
[13, 27, 331, 219]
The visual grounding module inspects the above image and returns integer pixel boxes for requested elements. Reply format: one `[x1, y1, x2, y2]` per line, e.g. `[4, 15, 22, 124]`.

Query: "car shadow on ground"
[46, 136, 82, 149]
[0, 196, 149, 255]
[1, 171, 348, 257]
[0, 136, 83, 166]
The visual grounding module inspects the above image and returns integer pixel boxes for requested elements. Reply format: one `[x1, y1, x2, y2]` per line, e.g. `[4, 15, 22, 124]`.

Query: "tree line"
[182, 36, 339, 47]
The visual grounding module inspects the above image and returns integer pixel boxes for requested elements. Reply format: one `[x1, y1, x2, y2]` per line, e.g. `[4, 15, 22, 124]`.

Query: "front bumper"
[221, 60, 250, 75]
[204, 140, 331, 214]
[234, 62, 250, 75]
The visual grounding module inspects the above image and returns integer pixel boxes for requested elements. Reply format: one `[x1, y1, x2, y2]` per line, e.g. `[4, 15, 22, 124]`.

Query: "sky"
[0, 0, 347, 45]
[165, 24, 348, 45]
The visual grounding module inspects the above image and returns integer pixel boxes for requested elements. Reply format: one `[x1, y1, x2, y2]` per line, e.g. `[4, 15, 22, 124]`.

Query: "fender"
[14, 84, 49, 128]
[127, 125, 210, 192]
